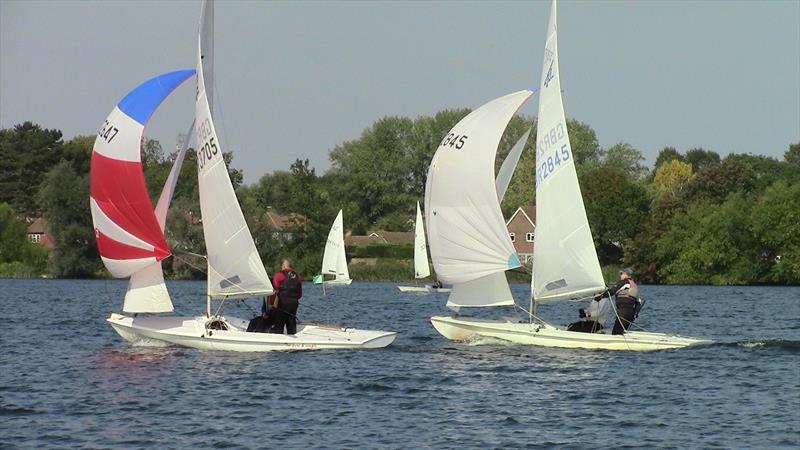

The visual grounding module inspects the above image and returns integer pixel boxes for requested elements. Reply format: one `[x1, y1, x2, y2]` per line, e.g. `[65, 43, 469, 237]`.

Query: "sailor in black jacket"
[595, 268, 640, 335]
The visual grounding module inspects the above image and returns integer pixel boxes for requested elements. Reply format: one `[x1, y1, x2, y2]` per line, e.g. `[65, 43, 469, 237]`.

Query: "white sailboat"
[428, 0, 710, 351]
[102, 1, 394, 351]
[397, 201, 451, 293]
[319, 209, 353, 286]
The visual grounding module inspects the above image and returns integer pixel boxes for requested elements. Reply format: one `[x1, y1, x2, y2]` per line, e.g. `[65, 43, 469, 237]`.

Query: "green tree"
[580, 167, 651, 264]
[37, 161, 100, 277]
[785, 142, 800, 167]
[0, 203, 48, 276]
[684, 147, 720, 172]
[328, 116, 417, 232]
[683, 156, 755, 203]
[604, 142, 648, 179]
[750, 180, 800, 284]
[567, 119, 604, 168]
[655, 194, 763, 284]
[61, 135, 94, 175]
[0, 122, 64, 216]
[654, 146, 684, 170]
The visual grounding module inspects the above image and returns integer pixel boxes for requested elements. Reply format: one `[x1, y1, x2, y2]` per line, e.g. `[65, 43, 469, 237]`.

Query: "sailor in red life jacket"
[268, 259, 303, 335]
[594, 268, 640, 335]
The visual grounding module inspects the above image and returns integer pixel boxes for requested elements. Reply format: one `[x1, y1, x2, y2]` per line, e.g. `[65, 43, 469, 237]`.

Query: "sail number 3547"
[98, 120, 119, 143]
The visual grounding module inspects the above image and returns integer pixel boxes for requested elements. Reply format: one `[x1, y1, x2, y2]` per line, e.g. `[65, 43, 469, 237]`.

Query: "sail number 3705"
[196, 118, 218, 170]
[197, 137, 218, 170]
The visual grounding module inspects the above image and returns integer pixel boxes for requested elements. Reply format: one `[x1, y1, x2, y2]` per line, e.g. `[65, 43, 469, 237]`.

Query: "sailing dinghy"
[318, 209, 353, 286]
[428, 0, 710, 351]
[100, 1, 394, 351]
[397, 202, 451, 293]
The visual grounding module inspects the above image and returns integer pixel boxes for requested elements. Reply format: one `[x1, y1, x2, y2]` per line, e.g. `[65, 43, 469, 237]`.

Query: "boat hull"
[397, 285, 452, 293]
[108, 313, 395, 352]
[324, 279, 353, 286]
[430, 315, 712, 352]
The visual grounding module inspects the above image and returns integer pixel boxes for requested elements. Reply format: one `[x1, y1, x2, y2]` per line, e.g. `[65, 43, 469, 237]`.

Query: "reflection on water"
[1, 280, 798, 449]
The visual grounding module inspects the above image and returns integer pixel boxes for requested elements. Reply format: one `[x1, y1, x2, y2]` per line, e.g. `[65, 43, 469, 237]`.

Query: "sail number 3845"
[440, 133, 468, 150]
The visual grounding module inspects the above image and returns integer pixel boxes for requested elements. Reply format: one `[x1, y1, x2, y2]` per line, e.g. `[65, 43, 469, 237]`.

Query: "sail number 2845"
[536, 123, 571, 184]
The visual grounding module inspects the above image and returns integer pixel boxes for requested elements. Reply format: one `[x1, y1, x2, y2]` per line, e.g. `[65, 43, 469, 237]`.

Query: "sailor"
[268, 259, 303, 335]
[594, 268, 640, 335]
[567, 296, 611, 333]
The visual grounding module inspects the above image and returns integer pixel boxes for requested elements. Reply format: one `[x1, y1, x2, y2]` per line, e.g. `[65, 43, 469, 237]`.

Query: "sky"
[1, 0, 798, 183]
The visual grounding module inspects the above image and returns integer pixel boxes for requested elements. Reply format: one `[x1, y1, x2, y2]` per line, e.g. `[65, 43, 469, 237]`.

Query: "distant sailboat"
[428, 0, 710, 351]
[397, 201, 451, 293]
[319, 209, 353, 286]
[102, 0, 394, 351]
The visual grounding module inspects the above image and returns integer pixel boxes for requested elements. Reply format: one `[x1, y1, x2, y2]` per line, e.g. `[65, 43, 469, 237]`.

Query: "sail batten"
[425, 90, 533, 286]
[195, 2, 273, 300]
[531, 0, 605, 303]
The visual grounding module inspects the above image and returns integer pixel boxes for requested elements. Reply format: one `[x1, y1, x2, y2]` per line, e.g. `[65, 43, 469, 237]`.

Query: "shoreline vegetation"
[1, 118, 798, 286]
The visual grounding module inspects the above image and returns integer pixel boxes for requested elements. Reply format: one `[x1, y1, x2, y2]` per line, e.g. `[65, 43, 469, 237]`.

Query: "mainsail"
[195, 8, 273, 300]
[321, 209, 350, 282]
[532, 0, 605, 303]
[90, 69, 195, 312]
[425, 90, 533, 285]
[413, 201, 431, 279]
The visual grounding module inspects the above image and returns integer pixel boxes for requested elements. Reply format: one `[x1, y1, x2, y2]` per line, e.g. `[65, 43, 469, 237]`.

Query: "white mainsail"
[496, 127, 533, 202]
[195, 8, 273, 300]
[531, 0, 605, 304]
[425, 90, 533, 286]
[413, 201, 431, 279]
[321, 209, 350, 282]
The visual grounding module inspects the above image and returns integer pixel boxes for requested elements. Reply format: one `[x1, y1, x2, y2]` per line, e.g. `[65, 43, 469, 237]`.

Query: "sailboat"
[427, 0, 710, 351]
[397, 202, 450, 293]
[398, 125, 530, 295]
[99, 0, 395, 351]
[318, 209, 353, 286]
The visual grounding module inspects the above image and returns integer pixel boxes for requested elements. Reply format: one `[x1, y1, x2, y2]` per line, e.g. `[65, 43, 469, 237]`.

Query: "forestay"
[90, 69, 195, 312]
[425, 90, 533, 285]
[413, 202, 431, 279]
[532, 0, 605, 303]
[195, 19, 273, 300]
[321, 210, 350, 281]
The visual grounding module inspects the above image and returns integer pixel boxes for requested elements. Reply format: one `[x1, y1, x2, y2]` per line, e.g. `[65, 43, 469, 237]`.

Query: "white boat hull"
[430, 315, 712, 352]
[397, 285, 451, 293]
[324, 278, 353, 286]
[108, 313, 395, 352]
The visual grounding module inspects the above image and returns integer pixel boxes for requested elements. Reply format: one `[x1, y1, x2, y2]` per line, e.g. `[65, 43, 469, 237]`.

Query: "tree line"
[1, 118, 798, 284]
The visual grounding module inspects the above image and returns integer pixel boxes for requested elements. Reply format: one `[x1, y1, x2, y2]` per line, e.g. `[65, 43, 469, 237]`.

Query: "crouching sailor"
[595, 268, 640, 335]
[567, 296, 611, 333]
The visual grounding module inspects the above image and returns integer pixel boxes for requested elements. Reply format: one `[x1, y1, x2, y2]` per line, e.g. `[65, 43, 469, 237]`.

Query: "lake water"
[1, 279, 798, 449]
